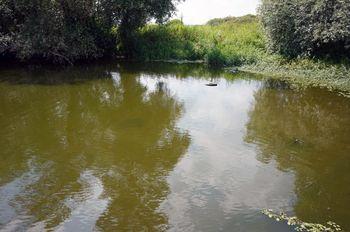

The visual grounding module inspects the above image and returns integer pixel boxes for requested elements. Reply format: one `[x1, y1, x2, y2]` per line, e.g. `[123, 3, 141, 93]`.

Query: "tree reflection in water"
[245, 80, 350, 230]
[0, 66, 190, 231]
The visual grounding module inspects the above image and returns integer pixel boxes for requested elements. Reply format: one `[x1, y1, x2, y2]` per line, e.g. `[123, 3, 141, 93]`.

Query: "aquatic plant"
[262, 209, 342, 232]
[241, 56, 350, 94]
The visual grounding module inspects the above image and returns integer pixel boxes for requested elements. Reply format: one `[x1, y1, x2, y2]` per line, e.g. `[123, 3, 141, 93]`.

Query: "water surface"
[0, 62, 349, 231]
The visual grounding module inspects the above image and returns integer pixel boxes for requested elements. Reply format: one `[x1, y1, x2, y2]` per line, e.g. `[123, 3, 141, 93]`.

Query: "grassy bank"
[135, 15, 266, 66]
[134, 16, 350, 93]
[241, 57, 350, 94]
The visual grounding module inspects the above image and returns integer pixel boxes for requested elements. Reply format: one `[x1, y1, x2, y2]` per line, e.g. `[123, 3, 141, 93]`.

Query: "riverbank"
[133, 16, 350, 94]
[2, 15, 349, 94]
[241, 58, 350, 95]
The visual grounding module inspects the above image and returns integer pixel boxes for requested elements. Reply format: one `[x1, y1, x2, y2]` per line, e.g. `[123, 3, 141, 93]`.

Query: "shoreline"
[1, 57, 349, 96]
[141, 59, 350, 95]
[240, 61, 350, 96]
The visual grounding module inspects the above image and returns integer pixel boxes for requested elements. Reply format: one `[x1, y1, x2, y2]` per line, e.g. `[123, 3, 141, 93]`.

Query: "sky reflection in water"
[0, 63, 349, 231]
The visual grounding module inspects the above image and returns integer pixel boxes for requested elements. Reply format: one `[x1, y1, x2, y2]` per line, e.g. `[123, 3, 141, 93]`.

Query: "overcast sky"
[174, 0, 260, 25]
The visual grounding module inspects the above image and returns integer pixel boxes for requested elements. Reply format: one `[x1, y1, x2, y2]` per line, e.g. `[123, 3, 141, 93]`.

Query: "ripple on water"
[54, 171, 110, 232]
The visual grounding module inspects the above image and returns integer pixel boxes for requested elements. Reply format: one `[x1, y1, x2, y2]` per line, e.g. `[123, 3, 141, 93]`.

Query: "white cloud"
[174, 0, 260, 25]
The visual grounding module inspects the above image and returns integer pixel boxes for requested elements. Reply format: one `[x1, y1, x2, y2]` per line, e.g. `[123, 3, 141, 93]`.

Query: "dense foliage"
[206, 14, 257, 26]
[134, 15, 350, 92]
[134, 17, 266, 66]
[259, 0, 350, 59]
[0, 0, 181, 63]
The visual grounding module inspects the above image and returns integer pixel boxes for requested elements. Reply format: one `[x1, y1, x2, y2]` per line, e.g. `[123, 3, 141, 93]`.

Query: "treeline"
[0, 0, 181, 64]
[0, 0, 349, 65]
[206, 14, 257, 26]
[135, 0, 350, 64]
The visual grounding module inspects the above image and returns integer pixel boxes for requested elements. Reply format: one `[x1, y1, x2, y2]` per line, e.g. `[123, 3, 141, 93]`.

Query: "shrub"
[206, 14, 257, 26]
[259, 0, 350, 59]
[206, 47, 226, 66]
[0, 0, 182, 63]
[134, 16, 266, 66]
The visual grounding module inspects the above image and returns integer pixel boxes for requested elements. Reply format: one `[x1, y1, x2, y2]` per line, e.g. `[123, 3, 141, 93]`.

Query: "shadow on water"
[0, 65, 113, 86]
[245, 82, 350, 230]
[0, 66, 191, 231]
[0, 61, 229, 86]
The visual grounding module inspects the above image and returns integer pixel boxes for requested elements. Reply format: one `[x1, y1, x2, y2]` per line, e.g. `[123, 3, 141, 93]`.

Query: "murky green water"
[0, 62, 349, 232]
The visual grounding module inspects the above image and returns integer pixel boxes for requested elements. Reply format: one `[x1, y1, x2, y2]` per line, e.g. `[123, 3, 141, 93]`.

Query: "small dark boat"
[206, 83, 218, 86]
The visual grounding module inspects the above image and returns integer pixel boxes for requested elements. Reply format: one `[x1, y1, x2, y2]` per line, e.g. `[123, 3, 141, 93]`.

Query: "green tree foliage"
[206, 14, 257, 26]
[0, 0, 181, 63]
[259, 0, 350, 59]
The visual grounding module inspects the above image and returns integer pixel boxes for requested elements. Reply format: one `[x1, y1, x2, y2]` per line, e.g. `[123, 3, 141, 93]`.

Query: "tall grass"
[134, 17, 350, 93]
[242, 56, 350, 93]
[135, 18, 266, 66]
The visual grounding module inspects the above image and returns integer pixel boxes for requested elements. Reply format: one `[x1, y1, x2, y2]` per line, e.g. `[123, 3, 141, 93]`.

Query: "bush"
[206, 47, 226, 66]
[134, 20, 204, 60]
[259, 0, 350, 59]
[134, 16, 266, 66]
[206, 14, 257, 26]
[0, 0, 182, 64]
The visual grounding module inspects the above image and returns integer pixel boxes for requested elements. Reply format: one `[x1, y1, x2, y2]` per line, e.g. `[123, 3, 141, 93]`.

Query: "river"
[0, 62, 349, 231]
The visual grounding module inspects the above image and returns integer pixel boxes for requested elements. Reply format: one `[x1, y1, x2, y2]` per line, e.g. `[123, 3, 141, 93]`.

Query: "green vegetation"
[262, 209, 342, 232]
[1, 0, 349, 92]
[0, 0, 181, 64]
[206, 14, 258, 26]
[133, 1, 350, 93]
[252, 0, 350, 93]
[134, 15, 266, 66]
[241, 57, 350, 93]
[259, 0, 350, 59]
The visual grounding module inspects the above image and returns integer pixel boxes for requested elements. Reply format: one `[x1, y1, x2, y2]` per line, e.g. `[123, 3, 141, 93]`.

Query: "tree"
[259, 0, 350, 59]
[0, 0, 182, 63]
